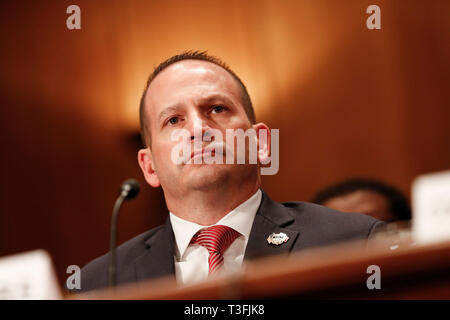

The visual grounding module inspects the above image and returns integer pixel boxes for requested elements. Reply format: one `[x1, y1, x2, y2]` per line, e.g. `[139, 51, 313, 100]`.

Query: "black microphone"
[108, 179, 140, 287]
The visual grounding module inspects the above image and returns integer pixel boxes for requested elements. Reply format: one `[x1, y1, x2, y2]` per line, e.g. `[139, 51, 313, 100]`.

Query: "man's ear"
[137, 148, 161, 187]
[252, 122, 271, 164]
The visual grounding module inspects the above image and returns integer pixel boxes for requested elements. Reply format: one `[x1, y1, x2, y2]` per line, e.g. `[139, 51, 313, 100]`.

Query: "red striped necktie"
[190, 225, 240, 275]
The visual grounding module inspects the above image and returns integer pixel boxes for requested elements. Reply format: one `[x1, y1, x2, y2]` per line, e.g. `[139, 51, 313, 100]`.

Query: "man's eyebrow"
[200, 94, 235, 106]
[158, 105, 183, 123]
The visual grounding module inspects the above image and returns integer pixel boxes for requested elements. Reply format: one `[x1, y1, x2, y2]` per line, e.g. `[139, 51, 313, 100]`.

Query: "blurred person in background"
[312, 178, 412, 223]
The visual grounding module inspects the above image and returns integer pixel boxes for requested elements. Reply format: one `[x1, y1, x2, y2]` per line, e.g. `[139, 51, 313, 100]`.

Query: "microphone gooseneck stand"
[108, 179, 140, 288]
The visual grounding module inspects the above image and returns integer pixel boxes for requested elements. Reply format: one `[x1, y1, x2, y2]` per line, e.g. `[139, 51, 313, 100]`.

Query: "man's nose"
[186, 112, 212, 142]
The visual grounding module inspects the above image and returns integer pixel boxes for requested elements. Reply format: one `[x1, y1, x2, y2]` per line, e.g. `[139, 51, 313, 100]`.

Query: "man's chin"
[183, 164, 232, 190]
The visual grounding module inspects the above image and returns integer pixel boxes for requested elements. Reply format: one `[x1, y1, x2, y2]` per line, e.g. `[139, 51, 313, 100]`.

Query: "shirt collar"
[169, 189, 262, 259]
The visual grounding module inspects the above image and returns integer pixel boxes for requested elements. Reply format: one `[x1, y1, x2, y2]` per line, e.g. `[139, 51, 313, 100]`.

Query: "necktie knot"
[191, 225, 240, 254]
[190, 225, 240, 274]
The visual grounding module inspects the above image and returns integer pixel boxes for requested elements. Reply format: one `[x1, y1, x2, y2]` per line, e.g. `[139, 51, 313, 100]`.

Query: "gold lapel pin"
[267, 232, 289, 245]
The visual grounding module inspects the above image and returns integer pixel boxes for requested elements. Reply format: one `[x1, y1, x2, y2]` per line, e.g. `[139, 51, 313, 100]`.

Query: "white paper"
[412, 170, 450, 244]
[0, 250, 62, 300]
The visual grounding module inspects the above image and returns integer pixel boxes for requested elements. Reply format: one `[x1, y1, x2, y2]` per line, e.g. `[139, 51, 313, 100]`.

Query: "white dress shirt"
[169, 189, 262, 285]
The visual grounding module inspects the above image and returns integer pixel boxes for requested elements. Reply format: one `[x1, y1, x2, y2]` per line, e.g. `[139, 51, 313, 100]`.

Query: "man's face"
[138, 60, 264, 197]
[322, 190, 394, 222]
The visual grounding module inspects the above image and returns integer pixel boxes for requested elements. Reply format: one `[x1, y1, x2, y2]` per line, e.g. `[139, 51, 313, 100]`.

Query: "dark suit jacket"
[78, 191, 384, 292]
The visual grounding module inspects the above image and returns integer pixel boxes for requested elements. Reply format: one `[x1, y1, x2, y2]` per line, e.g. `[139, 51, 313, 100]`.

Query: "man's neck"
[165, 180, 260, 226]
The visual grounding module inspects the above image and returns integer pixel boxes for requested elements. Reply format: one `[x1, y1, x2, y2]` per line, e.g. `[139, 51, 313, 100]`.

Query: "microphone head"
[120, 179, 140, 200]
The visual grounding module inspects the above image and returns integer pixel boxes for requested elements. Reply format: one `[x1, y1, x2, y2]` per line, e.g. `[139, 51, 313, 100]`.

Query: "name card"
[412, 170, 450, 244]
[0, 250, 62, 299]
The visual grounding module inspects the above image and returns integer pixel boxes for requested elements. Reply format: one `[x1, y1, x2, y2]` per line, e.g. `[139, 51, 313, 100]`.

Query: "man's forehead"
[160, 59, 224, 78]
[145, 60, 240, 106]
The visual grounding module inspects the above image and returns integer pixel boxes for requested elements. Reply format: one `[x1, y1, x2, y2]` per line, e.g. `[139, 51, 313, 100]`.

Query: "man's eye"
[167, 117, 179, 125]
[211, 105, 226, 113]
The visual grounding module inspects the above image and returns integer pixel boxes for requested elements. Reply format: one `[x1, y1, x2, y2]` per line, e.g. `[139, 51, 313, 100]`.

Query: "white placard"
[0, 250, 62, 300]
[412, 170, 450, 244]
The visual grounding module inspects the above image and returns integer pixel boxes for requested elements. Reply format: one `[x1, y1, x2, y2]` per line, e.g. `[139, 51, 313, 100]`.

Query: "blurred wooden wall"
[0, 0, 448, 286]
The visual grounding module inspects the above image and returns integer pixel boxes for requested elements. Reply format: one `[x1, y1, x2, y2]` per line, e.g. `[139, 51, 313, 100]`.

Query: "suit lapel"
[244, 191, 300, 260]
[134, 218, 176, 282]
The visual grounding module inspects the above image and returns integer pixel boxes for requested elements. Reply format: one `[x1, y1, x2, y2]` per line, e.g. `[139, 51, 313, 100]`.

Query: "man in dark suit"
[80, 51, 384, 292]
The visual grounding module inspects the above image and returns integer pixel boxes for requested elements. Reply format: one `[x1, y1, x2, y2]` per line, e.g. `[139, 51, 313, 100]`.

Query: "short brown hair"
[139, 50, 256, 147]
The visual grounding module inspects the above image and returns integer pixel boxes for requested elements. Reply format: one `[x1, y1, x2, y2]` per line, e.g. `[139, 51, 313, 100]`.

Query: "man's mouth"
[190, 148, 216, 160]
